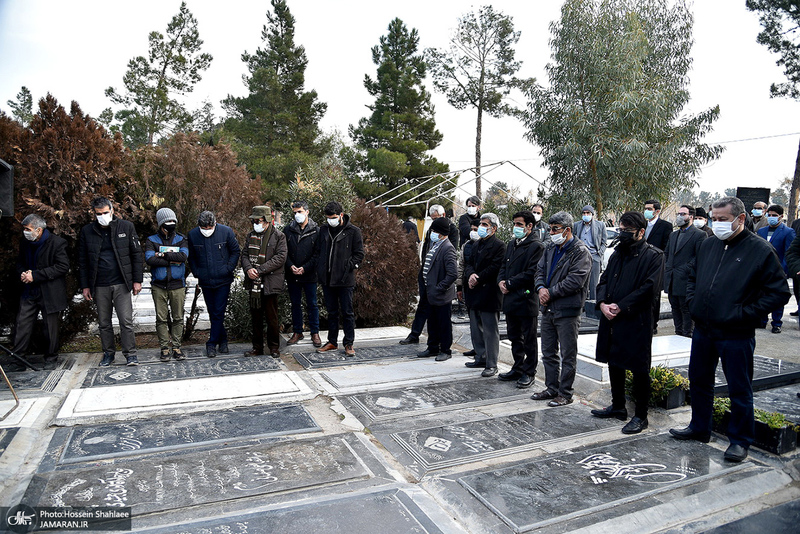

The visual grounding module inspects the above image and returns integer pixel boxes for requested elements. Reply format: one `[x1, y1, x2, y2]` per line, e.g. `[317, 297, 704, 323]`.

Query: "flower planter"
[656, 386, 687, 410]
[753, 420, 798, 455]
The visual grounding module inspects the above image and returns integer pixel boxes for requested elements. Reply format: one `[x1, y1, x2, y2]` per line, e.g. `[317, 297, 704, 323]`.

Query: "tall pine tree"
[350, 18, 449, 215]
[222, 0, 327, 195]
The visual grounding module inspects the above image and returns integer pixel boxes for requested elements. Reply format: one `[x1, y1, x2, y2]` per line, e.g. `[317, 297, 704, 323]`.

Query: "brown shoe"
[244, 349, 264, 357]
[311, 333, 322, 347]
[316, 342, 338, 353]
[547, 396, 573, 407]
[345, 344, 355, 356]
[287, 333, 304, 345]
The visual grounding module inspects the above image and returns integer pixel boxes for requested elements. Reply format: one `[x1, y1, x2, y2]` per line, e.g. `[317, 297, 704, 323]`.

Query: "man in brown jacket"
[241, 206, 287, 357]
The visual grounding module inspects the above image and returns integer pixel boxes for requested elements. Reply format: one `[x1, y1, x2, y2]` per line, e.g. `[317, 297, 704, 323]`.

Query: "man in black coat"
[498, 211, 544, 388]
[399, 205, 457, 345]
[458, 195, 482, 247]
[670, 197, 791, 463]
[788, 218, 800, 317]
[464, 213, 506, 377]
[663, 205, 706, 337]
[78, 197, 143, 367]
[316, 201, 364, 356]
[592, 211, 664, 434]
[416, 217, 458, 361]
[644, 199, 671, 334]
[284, 200, 321, 348]
[8, 214, 69, 371]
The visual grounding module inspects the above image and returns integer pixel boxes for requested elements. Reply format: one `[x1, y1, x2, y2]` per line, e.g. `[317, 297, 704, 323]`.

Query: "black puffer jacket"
[283, 219, 320, 284]
[317, 215, 364, 288]
[78, 218, 143, 293]
[688, 229, 791, 340]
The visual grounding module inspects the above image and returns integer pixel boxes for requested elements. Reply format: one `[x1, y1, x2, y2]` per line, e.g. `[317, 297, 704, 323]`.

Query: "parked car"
[603, 226, 619, 269]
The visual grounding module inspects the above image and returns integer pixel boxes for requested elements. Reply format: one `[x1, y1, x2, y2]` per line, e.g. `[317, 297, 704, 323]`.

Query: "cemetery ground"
[0, 293, 799, 532]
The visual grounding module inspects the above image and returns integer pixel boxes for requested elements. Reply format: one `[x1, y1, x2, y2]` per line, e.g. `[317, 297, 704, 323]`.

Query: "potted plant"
[712, 397, 798, 455]
[626, 365, 690, 409]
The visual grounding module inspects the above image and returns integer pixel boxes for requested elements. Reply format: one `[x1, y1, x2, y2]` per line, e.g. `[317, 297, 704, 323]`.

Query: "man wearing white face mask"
[531, 203, 551, 244]
[458, 196, 482, 247]
[670, 197, 790, 463]
[6, 214, 69, 371]
[188, 210, 241, 357]
[284, 200, 321, 347]
[78, 197, 143, 367]
[241, 206, 287, 358]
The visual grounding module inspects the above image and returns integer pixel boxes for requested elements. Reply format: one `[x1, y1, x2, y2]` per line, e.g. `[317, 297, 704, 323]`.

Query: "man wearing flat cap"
[416, 217, 458, 361]
[573, 205, 606, 301]
[241, 206, 287, 358]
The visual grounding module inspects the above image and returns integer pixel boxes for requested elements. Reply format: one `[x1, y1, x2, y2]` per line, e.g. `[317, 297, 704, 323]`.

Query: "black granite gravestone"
[2, 370, 64, 392]
[24, 434, 370, 515]
[82, 356, 281, 387]
[458, 434, 746, 532]
[293, 344, 418, 369]
[753, 385, 800, 424]
[58, 404, 319, 463]
[674, 355, 800, 394]
[703, 499, 800, 533]
[133, 488, 447, 534]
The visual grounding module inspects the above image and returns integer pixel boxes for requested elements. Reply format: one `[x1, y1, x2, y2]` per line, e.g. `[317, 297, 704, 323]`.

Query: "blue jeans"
[202, 284, 230, 347]
[287, 280, 319, 334]
[688, 327, 755, 448]
[322, 285, 355, 346]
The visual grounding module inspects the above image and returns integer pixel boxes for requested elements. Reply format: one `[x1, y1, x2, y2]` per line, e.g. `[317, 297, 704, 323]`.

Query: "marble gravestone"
[674, 355, 800, 394]
[57, 404, 319, 463]
[383, 406, 620, 474]
[293, 344, 418, 369]
[2, 369, 64, 393]
[134, 488, 452, 534]
[458, 434, 747, 533]
[703, 499, 800, 534]
[752, 385, 800, 424]
[83, 356, 282, 387]
[24, 434, 371, 515]
[0, 427, 18, 459]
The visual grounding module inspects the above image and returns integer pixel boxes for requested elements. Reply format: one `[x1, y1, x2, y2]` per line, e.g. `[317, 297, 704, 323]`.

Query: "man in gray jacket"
[532, 211, 592, 407]
[572, 205, 606, 301]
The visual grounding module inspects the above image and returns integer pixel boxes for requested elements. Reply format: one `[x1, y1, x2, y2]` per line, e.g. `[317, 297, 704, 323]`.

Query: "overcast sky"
[1, 0, 798, 205]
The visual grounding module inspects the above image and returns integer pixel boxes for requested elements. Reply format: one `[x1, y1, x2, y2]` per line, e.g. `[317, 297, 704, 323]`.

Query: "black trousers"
[506, 314, 538, 376]
[609, 364, 650, 419]
[14, 296, 60, 358]
[426, 301, 452, 353]
[251, 294, 280, 352]
[410, 284, 431, 338]
[668, 294, 693, 337]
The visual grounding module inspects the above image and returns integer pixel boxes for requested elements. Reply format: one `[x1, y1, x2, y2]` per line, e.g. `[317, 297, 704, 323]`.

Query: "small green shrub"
[625, 365, 690, 407]
[713, 397, 799, 432]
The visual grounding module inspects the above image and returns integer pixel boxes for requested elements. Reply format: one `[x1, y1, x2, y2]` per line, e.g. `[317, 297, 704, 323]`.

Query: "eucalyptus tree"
[525, 0, 722, 214]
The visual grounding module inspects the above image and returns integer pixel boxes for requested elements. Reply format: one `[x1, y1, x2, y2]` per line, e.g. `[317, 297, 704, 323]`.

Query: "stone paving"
[1, 318, 799, 533]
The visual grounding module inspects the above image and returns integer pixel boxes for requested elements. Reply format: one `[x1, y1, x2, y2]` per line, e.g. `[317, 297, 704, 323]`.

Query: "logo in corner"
[5, 504, 37, 533]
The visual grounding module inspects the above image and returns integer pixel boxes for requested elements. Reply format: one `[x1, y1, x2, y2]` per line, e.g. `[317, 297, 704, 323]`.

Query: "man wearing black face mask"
[592, 212, 664, 434]
[144, 208, 189, 362]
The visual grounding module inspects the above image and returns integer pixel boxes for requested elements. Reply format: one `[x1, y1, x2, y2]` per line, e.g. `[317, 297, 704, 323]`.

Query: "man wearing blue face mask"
[572, 205, 606, 301]
[756, 204, 796, 333]
[750, 201, 769, 232]
[671, 197, 790, 463]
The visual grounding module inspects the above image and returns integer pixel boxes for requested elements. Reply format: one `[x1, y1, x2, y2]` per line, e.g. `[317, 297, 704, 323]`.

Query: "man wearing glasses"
[531, 212, 592, 407]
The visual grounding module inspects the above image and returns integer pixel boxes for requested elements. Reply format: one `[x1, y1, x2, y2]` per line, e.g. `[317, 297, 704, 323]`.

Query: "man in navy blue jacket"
[188, 211, 241, 357]
[756, 204, 796, 333]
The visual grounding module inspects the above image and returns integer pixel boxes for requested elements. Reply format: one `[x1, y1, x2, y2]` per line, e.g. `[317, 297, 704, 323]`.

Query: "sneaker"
[772, 326, 782, 334]
[547, 396, 572, 407]
[206, 345, 217, 358]
[126, 356, 139, 366]
[160, 349, 171, 362]
[218, 343, 229, 354]
[100, 353, 115, 367]
[172, 348, 186, 361]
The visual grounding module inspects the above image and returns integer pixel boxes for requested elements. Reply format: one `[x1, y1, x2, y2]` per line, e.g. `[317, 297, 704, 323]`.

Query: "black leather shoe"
[622, 416, 648, 434]
[399, 335, 419, 345]
[434, 352, 452, 361]
[416, 349, 439, 358]
[790, 310, 799, 316]
[531, 390, 557, 401]
[464, 360, 486, 368]
[772, 326, 782, 333]
[218, 343, 229, 354]
[481, 367, 498, 377]
[462, 349, 476, 356]
[498, 370, 522, 381]
[724, 443, 748, 462]
[591, 405, 628, 421]
[206, 346, 217, 358]
[669, 426, 710, 443]
[516, 374, 534, 388]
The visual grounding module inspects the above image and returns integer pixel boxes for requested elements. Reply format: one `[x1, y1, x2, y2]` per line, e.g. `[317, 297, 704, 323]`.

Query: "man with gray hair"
[532, 211, 592, 406]
[463, 212, 506, 376]
[6, 214, 69, 371]
[670, 196, 790, 463]
[399, 204, 457, 345]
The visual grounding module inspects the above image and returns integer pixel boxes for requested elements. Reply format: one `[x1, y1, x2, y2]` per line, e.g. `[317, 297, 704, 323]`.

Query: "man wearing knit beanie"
[144, 207, 189, 361]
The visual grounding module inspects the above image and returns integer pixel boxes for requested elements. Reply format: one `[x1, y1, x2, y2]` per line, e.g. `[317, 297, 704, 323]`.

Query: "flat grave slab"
[129, 343, 252, 364]
[576, 334, 692, 383]
[294, 343, 419, 369]
[1, 369, 65, 393]
[674, 355, 800, 394]
[134, 486, 464, 534]
[0, 427, 18, 459]
[284, 326, 411, 348]
[341, 379, 534, 424]
[752, 384, 800, 424]
[375, 404, 620, 476]
[703, 499, 800, 534]
[313, 357, 502, 395]
[458, 433, 750, 533]
[0, 397, 51, 428]
[54, 372, 314, 425]
[55, 404, 319, 464]
[82, 355, 282, 387]
[23, 434, 372, 516]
